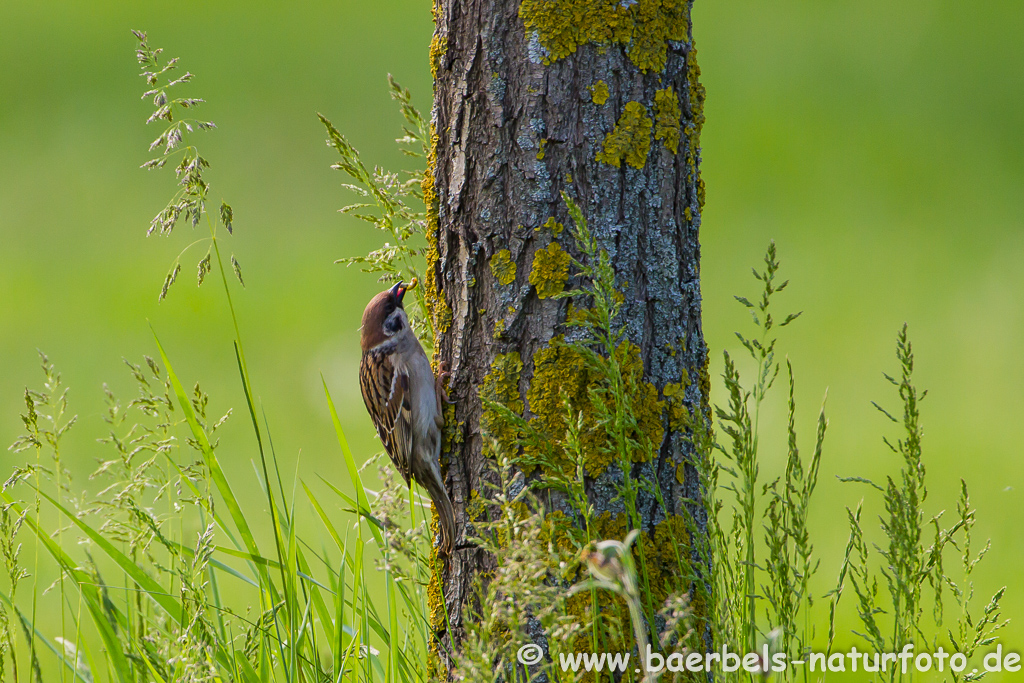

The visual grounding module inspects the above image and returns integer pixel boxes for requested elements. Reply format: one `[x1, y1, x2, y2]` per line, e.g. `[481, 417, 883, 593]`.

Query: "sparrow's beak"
[389, 281, 407, 304]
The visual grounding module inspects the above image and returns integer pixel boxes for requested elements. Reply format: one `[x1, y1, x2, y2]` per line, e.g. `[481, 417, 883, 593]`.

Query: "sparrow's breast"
[407, 352, 441, 441]
[390, 334, 441, 442]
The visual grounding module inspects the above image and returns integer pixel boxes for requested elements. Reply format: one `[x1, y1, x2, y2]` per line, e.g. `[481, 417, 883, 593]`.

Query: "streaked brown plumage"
[359, 282, 456, 553]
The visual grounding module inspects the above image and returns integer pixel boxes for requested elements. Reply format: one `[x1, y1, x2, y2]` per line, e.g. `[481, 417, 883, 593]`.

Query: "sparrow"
[359, 281, 456, 554]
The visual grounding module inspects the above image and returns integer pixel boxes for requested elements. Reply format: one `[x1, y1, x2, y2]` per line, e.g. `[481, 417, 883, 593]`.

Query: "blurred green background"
[1, 0, 1021, 673]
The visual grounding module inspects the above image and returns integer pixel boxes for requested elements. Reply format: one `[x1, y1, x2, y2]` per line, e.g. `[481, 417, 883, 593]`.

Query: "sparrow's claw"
[436, 361, 453, 405]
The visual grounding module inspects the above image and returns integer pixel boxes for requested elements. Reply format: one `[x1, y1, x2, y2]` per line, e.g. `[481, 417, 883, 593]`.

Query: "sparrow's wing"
[359, 351, 414, 485]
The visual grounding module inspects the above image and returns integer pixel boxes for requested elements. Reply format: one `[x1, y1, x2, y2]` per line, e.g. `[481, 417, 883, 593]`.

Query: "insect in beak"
[389, 281, 407, 304]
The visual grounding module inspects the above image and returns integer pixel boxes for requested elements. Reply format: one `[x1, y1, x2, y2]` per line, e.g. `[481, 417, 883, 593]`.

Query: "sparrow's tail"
[419, 470, 456, 555]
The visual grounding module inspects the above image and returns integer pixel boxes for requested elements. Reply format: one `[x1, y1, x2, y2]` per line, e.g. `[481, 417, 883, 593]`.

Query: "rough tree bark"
[423, 0, 710, 672]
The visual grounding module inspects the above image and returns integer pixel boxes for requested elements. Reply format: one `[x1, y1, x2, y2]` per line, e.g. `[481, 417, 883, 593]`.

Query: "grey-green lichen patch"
[596, 101, 652, 169]
[488, 71, 507, 103]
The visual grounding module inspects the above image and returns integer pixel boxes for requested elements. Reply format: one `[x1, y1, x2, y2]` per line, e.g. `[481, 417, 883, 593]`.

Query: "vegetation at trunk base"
[704, 252, 1007, 683]
[0, 26, 1010, 683]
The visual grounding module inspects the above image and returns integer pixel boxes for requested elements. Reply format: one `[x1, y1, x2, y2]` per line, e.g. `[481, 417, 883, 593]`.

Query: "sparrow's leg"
[435, 361, 453, 412]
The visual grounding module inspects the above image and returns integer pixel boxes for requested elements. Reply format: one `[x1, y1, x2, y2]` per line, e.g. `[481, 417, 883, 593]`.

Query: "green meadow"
[1, 0, 1021, 680]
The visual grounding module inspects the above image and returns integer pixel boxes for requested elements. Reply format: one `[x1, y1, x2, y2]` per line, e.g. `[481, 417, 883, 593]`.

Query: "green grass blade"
[387, 567, 399, 683]
[321, 377, 385, 545]
[32, 487, 183, 623]
[304, 481, 348, 553]
[0, 493, 134, 683]
[317, 475, 386, 537]
[234, 649, 262, 683]
[152, 329, 269, 579]
[0, 589, 92, 683]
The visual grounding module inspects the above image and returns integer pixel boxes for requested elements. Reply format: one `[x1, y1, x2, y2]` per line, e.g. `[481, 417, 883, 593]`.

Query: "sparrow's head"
[360, 281, 409, 351]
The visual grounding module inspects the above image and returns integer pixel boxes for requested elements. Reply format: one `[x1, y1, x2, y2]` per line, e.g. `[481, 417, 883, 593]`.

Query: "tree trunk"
[424, 0, 710, 671]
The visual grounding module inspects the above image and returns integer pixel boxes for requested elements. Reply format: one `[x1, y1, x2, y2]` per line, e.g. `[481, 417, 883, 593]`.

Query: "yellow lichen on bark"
[442, 402, 463, 453]
[524, 337, 664, 478]
[480, 352, 524, 457]
[627, 0, 689, 73]
[529, 242, 571, 299]
[537, 216, 565, 235]
[662, 379, 690, 430]
[422, 124, 452, 340]
[684, 44, 707, 209]
[427, 504, 446, 634]
[429, 34, 447, 79]
[490, 249, 517, 286]
[596, 101, 652, 169]
[640, 514, 692, 605]
[519, 0, 689, 73]
[654, 86, 681, 154]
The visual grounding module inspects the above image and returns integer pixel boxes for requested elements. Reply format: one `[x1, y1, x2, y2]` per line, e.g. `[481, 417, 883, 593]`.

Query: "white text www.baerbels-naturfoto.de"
[538, 644, 1021, 675]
